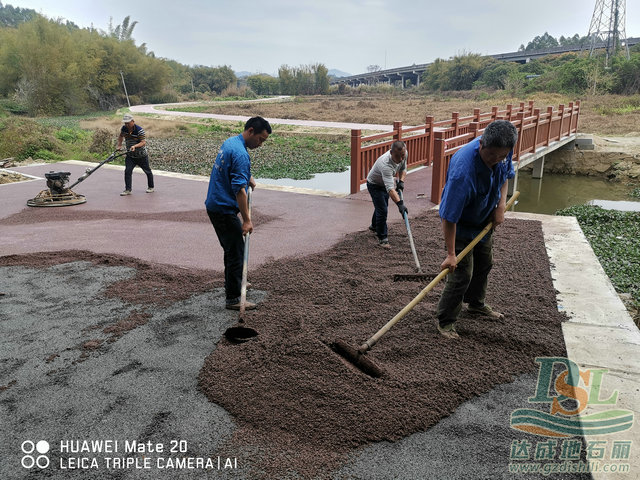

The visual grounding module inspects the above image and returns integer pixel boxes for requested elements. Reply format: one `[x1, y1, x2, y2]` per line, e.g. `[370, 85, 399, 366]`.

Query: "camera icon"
[21, 440, 50, 469]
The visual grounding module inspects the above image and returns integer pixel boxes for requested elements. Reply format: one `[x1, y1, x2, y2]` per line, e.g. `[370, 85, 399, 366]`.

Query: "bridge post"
[514, 111, 525, 162]
[558, 104, 565, 139]
[430, 131, 447, 204]
[393, 121, 403, 142]
[533, 108, 541, 151]
[470, 121, 480, 139]
[452, 112, 459, 136]
[507, 173, 518, 197]
[532, 156, 545, 179]
[350, 129, 362, 195]
[491, 106, 498, 121]
[545, 106, 554, 146]
[473, 108, 481, 123]
[425, 116, 435, 166]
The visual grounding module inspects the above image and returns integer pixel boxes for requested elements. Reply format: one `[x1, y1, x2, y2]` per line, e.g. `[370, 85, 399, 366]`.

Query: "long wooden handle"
[359, 190, 520, 352]
[239, 188, 252, 320]
[399, 189, 422, 272]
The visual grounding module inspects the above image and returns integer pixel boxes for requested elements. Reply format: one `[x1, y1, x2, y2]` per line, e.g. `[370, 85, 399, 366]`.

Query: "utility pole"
[586, 0, 630, 66]
[120, 71, 131, 107]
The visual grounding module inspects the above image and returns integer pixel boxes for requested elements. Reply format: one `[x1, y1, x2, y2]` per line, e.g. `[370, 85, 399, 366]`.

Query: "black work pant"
[367, 182, 389, 240]
[207, 210, 244, 305]
[124, 154, 154, 190]
[436, 234, 494, 328]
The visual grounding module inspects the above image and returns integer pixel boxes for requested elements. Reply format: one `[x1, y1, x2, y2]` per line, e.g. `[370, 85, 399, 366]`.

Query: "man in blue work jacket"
[436, 120, 517, 339]
[205, 116, 272, 310]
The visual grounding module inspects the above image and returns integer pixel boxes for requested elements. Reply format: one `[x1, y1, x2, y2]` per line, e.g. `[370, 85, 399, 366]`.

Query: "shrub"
[89, 128, 115, 154]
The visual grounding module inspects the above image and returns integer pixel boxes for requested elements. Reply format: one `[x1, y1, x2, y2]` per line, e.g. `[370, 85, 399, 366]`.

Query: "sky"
[4, 0, 639, 76]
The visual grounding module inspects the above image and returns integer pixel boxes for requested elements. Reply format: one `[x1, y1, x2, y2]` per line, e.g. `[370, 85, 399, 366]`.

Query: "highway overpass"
[333, 37, 640, 88]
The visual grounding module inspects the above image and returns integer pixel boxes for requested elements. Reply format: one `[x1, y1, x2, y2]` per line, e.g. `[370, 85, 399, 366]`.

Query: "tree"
[314, 63, 329, 94]
[277, 63, 329, 95]
[0, 1, 36, 27]
[189, 65, 236, 94]
[0, 14, 172, 113]
[422, 53, 487, 91]
[367, 64, 381, 72]
[519, 32, 559, 52]
[108, 15, 138, 42]
[247, 74, 279, 95]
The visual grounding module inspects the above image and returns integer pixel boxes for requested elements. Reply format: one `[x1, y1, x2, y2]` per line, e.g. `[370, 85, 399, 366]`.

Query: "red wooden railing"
[349, 100, 581, 202]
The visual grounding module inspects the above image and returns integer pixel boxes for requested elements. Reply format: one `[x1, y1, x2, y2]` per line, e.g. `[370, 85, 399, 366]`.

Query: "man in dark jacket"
[117, 113, 154, 195]
[205, 116, 272, 310]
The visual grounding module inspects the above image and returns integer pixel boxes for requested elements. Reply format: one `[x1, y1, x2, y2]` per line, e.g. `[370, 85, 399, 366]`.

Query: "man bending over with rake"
[436, 120, 517, 339]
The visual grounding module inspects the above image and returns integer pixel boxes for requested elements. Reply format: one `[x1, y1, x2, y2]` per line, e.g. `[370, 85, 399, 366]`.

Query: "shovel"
[224, 188, 258, 343]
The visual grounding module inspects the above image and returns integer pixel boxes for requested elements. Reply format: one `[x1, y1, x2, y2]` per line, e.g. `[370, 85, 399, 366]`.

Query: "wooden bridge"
[349, 100, 581, 203]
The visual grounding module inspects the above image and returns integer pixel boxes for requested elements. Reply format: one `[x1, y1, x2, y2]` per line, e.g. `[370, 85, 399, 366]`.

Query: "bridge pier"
[508, 171, 518, 197]
[532, 156, 545, 179]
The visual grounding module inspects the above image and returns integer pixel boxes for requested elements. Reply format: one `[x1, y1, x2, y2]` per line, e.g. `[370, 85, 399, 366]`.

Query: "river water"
[513, 171, 640, 214]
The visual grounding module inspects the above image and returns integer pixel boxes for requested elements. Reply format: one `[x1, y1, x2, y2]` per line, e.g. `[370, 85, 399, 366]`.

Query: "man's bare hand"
[492, 205, 506, 227]
[242, 220, 253, 236]
[441, 253, 457, 272]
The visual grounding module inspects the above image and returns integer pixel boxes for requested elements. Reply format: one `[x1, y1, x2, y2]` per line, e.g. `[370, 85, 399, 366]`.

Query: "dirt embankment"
[546, 135, 640, 183]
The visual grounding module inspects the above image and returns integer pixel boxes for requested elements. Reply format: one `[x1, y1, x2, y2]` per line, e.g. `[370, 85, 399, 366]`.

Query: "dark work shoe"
[225, 301, 257, 311]
[467, 304, 504, 320]
[378, 238, 391, 249]
[368, 225, 376, 233]
[437, 323, 459, 339]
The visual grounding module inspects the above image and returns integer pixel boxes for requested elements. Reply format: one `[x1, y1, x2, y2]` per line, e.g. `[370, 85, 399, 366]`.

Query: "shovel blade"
[224, 326, 258, 343]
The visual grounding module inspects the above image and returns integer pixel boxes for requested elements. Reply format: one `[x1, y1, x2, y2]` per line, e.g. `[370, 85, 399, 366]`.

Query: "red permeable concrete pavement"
[0, 161, 436, 271]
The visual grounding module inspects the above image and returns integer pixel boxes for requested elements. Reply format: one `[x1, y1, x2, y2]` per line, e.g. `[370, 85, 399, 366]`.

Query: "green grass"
[34, 112, 112, 129]
[556, 205, 640, 320]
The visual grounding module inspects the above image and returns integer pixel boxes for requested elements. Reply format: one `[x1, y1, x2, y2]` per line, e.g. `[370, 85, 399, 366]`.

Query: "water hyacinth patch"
[556, 204, 640, 322]
[147, 132, 349, 180]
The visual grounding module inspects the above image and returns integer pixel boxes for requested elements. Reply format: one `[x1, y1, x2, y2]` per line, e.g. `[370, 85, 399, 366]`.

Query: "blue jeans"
[367, 182, 389, 240]
[436, 234, 494, 328]
[207, 210, 244, 304]
[124, 154, 154, 191]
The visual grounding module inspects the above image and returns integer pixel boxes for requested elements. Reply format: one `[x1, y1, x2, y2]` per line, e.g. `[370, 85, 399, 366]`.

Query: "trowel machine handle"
[68, 150, 127, 190]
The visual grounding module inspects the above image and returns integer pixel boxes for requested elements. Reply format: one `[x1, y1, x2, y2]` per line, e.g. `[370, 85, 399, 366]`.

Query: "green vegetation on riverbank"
[556, 205, 640, 325]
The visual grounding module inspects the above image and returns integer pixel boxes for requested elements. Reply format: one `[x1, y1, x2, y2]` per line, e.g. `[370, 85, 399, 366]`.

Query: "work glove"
[396, 179, 404, 192]
[397, 200, 408, 217]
